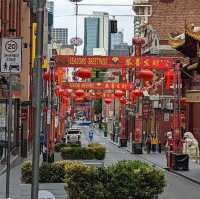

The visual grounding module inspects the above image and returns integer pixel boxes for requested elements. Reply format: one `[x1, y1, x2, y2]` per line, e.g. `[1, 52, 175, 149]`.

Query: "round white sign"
[39, 190, 55, 199]
[70, 37, 83, 46]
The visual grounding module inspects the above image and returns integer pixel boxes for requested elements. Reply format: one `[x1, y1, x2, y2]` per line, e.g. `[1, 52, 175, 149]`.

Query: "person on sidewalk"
[40, 131, 45, 154]
[158, 140, 162, 153]
[151, 134, 158, 153]
[89, 128, 94, 142]
[146, 134, 152, 154]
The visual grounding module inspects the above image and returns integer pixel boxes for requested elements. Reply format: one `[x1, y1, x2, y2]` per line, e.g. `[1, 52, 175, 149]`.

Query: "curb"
[108, 140, 200, 185]
[170, 170, 200, 185]
[108, 140, 120, 147]
[0, 155, 19, 175]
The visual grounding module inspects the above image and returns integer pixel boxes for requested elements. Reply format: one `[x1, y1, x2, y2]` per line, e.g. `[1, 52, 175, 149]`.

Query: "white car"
[65, 128, 81, 144]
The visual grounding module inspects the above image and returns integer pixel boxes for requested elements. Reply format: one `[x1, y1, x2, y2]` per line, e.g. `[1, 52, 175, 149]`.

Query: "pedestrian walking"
[146, 134, 152, 154]
[158, 140, 162, 153]
[89, 129, 94, 142]
[151, 134, 158, 153]
[40, 131, 45, 154]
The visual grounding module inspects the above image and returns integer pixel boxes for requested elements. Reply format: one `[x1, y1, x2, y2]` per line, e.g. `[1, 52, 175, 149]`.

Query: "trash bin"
[132, 143, 143, 154]
[120, 139, 128, 147]
[171, 153, 189, 171]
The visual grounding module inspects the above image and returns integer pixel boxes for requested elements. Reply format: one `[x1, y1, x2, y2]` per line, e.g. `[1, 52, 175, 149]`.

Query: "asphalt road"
[81, 126, 200, 199]
[0, 125, 200, 199]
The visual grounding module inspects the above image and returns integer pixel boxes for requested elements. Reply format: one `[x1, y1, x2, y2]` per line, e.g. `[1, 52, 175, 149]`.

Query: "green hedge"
[54, 143, 81, 152]
[60, 143, 106, 160]
[65, 160, 166, 199]
[21, 160, 166, 199]
[21, 160, 87, 184]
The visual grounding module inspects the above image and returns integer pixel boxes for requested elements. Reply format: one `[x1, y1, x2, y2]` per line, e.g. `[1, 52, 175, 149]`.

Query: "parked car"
[65, 128, 82, 144]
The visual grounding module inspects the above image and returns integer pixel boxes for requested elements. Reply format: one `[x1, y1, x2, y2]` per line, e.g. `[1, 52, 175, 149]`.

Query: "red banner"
[56, 55, 175, 70]
[62, 82, 133, 90]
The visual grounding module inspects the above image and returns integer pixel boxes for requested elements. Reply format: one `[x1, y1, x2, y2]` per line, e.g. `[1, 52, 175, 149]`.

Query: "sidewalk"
[95, 129, 200, 185]
[0, 151, 20, 175]
[138, 152, 200, 185]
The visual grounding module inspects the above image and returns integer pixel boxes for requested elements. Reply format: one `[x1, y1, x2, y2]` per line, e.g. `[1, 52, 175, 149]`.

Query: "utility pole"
[31, 0, 45, 198]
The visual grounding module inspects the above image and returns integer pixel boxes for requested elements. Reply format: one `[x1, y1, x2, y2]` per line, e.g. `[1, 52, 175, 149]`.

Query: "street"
[0, 125, 200, 199]
[0, 125, 200, 198]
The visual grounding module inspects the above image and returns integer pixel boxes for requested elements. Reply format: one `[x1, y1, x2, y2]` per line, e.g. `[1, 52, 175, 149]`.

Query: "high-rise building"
[111, 43, 132, 56]
[52, 28, 68, 46]
[84, 18, 100, 55]
[110, 31, 124, 50]
[84, 12, 109, 55]
[93, 12, 109, 55]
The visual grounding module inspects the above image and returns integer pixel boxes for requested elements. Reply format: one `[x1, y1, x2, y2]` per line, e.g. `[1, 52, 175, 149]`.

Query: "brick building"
[0, 1, 32, 158]
[133, 0, 200, 55]
[133, 0, 200, 144]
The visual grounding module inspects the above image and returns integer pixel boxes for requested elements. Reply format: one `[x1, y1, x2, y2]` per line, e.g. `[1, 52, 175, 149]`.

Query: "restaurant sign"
[56, 55, 175, 69]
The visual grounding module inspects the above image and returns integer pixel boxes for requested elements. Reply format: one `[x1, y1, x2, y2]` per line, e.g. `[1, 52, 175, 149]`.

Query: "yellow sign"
[32, 23, 37, 67]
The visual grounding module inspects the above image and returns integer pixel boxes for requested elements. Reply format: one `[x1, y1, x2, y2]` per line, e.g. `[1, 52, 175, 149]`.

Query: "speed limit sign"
[1, 37, 22, 73]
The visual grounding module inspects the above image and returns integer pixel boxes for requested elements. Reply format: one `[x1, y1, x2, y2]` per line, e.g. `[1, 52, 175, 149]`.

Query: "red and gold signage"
[62, 82, 133, 90]
[56, 55, 175, 70]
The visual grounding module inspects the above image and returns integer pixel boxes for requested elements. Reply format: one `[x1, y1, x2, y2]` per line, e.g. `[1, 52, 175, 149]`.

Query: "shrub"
[61, 147, 96, 160]
[39, 162, 66, 183]
[65, 165, 106, 199]
[106, 160, 166, 199]
[65, 160, 166, 199]
[21, 160, 86, 184]
[55, 143, 81, 152]
[88, 143, 106, 160]
[21, 161, 32, 183]
[94, 147, 106, 160]
[88, 143, 102, 148]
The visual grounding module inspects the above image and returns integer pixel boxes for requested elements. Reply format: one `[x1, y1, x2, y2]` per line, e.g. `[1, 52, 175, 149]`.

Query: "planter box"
[20, 183, 66, 199]
[54, 152, 104, 167]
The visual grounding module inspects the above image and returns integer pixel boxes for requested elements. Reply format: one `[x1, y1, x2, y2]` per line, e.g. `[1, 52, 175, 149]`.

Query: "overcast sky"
[52, 0, 134, 54]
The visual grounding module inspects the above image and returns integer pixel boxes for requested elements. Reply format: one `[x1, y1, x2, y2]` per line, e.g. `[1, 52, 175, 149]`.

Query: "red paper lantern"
[104, 98, 112, 104]
[119, 96, 127, 104]
[55, 86, 61, 96]
[75, 90, 85, 97]
[165, 69, 174, 90]
[58, 88, 64, 96]
[132, 37, 145, 45]
[132, 89, 143, 97]
[138, 70, 154, 81]
[115, 90, 124, 98]
[75, 97, 84, 102]
[62, 89, 70, 97]
[63, 97, 69, 105]
[56, 68, 65, 75]
[180, 97, 189, 104]
[112, 71, 120, 76]
[43, 71, 50, 81]
[108, 76, 115, 81]
[75, 68, 92, 78]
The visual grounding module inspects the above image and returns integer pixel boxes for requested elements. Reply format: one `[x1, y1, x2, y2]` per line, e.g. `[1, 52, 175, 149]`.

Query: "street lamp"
[69, 0, 83, 54]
